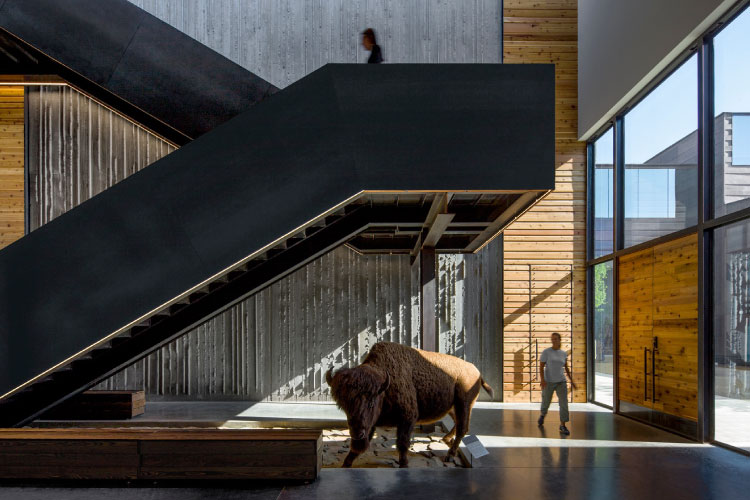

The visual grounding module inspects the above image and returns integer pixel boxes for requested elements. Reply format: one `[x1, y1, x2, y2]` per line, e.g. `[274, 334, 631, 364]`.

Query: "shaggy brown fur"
[326, 341, 493, 468]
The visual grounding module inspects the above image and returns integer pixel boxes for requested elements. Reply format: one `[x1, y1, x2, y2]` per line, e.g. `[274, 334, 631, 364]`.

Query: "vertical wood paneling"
[127, 0, 502, 88]
[26, 86, 177, 230]
[0, 86, 24, 249]
[503, 0, 587, 402]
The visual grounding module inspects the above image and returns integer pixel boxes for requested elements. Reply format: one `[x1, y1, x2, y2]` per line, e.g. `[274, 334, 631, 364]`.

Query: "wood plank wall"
[502, 0, 587, 402]
[0, 86, 24, 249]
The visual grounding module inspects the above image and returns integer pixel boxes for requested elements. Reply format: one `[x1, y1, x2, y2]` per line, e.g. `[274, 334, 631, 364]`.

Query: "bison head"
[326, 365, 390, 452]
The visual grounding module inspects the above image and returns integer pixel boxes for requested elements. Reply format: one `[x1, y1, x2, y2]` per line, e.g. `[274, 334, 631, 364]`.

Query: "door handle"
[644, 348, 650, 401]
[652, 348, 657, 402]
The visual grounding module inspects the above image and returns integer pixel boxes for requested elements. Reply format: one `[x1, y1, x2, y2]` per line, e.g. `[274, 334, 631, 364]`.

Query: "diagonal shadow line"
[505, 271, 572, 396]
[504, 273, 572, 328]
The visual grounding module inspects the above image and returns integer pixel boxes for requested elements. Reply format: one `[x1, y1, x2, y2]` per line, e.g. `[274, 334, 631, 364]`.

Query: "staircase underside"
[348, 192, 543, 254]
[0, 0, 277, 144]
[0, 62, 555, 427]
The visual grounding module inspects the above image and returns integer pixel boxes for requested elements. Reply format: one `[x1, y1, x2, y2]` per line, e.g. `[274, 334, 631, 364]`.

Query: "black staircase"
[0, 0, 278, 144]
[0, 205, 374, 427]
[0, 58, 554, 427]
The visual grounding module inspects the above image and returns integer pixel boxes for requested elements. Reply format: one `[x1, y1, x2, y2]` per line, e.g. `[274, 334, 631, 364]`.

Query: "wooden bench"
[0, 428, 322, 482]
[39, 390, 145, 420]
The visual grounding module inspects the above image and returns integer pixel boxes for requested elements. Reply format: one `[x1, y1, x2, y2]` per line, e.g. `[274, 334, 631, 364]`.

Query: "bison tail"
[481, 378, 494, 398]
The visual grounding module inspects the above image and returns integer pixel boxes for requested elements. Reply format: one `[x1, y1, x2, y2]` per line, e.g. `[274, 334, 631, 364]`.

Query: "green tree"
[594, 264, 611, 311]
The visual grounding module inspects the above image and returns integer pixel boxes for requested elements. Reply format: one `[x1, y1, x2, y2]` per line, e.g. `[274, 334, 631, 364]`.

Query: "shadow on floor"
[10, 403, 750, 500]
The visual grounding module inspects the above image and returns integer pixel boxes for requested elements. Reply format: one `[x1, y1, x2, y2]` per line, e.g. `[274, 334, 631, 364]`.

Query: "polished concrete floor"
[7, 402, 750, 499]
[593, 372, 614, 407]
[715, 396, 750, 451]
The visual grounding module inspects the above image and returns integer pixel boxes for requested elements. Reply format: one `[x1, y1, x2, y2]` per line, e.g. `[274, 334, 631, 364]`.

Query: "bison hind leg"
[442, 408, 457, 446]
[445, 395, 475, 461]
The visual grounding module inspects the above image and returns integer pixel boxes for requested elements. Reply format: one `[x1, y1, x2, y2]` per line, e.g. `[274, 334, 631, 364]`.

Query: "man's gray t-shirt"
[540, 347, 567, 383]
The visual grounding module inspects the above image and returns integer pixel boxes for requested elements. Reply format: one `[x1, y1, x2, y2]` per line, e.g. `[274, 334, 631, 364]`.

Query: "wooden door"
[618, 246, 655, 408]
[617, 234, 698, 423]
[651, 235, 698, 420]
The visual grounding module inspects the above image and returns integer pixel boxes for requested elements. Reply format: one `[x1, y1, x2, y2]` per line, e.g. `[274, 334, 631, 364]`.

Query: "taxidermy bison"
[326, 341, 493, 468]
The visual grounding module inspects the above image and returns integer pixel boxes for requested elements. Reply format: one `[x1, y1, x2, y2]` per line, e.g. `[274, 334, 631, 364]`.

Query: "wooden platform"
[39, 390, 145, 420]
[0, 428, 322, 482]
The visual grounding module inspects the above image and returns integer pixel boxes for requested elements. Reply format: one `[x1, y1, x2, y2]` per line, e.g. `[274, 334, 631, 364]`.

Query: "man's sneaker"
[559, 424, 570, 435]
[537, 415, 544, 427]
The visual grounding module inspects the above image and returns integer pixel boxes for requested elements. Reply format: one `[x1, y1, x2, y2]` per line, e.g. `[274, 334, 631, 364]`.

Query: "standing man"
[538, 332, 577, 435]
[362, 28, 383, 64]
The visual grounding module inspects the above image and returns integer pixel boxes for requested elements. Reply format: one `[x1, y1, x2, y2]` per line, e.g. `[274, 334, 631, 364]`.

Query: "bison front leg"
[396, 421, 414, 468]
[342, 434, 371, 468]
[342, 450, 361, 468]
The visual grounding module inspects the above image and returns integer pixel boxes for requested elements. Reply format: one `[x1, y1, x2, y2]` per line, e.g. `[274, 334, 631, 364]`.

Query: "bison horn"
[325, 368, 334, 386]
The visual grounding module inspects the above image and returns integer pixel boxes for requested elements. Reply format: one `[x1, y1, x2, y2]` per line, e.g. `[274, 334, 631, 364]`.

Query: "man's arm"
[539, 361, 547, 389]
[565, 358, 577, 390]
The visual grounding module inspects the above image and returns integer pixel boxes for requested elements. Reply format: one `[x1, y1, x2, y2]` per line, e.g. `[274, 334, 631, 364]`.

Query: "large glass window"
[593, 260, 614, 406]
[623, 55, 698, 248]
[714, 219, 750, 452]
[593, 128, 614, 257]
[586, 5, 750, 440]
[714, 7, 750, 217]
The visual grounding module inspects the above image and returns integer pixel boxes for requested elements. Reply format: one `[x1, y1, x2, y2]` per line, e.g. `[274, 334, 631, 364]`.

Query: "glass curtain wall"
[714, 220, 750, 450]
[714, 6, 750, 217]
[712, 5, 750, 452]
[593, 129, 614, 257]
[593, 261, 614, 406]
[588, 0, 750, 450]
[623, 55, 698, 248]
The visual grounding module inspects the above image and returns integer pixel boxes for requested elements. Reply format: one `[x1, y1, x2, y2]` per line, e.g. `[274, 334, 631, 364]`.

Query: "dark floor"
[5, 403, 750, 499]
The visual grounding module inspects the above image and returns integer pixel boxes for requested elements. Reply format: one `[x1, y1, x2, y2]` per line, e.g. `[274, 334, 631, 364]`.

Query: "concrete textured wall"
[26, 86, 176, 230]
[127, 0, 502, 88]
[439, 251, 503, 398]
[28, 1, 505, 401]
[97, 247, 423, 400]
[94, 241, 502, 401]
